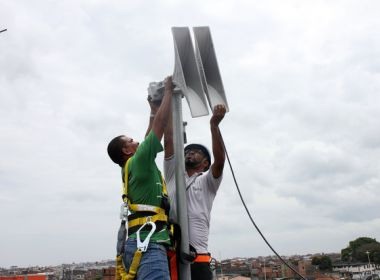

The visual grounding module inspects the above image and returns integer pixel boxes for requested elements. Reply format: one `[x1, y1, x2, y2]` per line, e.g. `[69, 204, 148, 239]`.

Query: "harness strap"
[128, 213, 168, 229]
[122, 157, 169, 230]
[167, 249, 178, 280]
[129, 204, 166, 214]
[194, 254, 211, 263]
[116, 255, 130, 280]
[180, 251, 197, 263]
[122, 158, 132, 198]
[185, 173, 202, 191]
[115, 250, 143, 280]
[127, 249, 143, 279]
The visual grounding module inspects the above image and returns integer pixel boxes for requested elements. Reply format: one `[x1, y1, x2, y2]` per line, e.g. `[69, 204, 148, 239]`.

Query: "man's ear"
[122, 146, 132, 157]
[201, 159, 210, 171]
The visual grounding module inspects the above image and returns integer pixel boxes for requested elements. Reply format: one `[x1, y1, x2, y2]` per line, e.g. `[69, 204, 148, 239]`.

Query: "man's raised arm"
[210, 104, 226, 178]
[151, 76, 173, 142]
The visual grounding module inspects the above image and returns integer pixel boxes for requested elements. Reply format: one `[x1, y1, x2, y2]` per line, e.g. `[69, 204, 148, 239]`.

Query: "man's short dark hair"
[107, 135, 125, 167]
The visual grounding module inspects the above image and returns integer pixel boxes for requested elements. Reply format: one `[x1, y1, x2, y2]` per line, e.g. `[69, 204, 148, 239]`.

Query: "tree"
[312, 256, 332, 271]
[341, 237, 380, 264]
[374, 251, 380, 264]
[319, 256, 332, 271]
[356, 243, 380, 263]
[312, 256, 321, 266]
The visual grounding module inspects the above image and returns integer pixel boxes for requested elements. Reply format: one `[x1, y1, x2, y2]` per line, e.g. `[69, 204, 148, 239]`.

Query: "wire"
[219, 129, 307, 280]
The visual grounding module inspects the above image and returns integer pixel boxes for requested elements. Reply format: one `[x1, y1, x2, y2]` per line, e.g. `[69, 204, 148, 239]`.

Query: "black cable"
[219, 130, 307, 280]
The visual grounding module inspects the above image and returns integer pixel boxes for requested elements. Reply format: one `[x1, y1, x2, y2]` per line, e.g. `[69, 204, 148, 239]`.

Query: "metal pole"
[366, 251, 371, 265]
[366, 251, 371, 275]
[172, 91, 191, 280]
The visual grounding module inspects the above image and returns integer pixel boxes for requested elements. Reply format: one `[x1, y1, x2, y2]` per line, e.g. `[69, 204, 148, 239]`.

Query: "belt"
[194, 254, 211, 263]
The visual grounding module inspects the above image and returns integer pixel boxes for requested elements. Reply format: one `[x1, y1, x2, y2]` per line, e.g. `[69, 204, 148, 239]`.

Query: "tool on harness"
[116, 202, 129, 280]
[120, 201, 129, 220]
[116, 201, 129, 255]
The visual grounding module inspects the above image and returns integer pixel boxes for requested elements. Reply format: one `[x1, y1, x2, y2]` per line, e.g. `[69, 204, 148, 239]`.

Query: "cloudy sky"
[1, 0, 380, 268]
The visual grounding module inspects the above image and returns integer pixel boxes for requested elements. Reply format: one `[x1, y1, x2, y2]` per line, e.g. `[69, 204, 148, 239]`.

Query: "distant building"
[102, 267, 115, 280]
[332, 262, 380, 280]
[0, 274, 49, 280]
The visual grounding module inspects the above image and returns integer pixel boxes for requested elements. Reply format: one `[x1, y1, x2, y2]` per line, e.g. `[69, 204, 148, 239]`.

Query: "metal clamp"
[136, 220, 156, 252]
[120, 202, 129, 221]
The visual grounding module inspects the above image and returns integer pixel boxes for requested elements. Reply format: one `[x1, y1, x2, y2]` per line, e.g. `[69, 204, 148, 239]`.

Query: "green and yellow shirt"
[123, 131, 170, 245]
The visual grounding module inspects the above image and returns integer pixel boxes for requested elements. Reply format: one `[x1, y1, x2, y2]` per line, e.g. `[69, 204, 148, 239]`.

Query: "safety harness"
[115, 157, 170, 280]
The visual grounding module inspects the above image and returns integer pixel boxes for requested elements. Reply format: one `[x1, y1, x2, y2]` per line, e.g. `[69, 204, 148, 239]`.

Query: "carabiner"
[136, 220, 156, 252]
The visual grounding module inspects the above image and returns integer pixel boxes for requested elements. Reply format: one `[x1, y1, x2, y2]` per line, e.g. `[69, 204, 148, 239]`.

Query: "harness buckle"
[136, 220, 156, 252]
[120, 202, 129, 221]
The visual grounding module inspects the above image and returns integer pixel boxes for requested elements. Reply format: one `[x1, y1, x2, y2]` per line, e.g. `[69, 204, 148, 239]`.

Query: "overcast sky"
[1, 0, 380, 268]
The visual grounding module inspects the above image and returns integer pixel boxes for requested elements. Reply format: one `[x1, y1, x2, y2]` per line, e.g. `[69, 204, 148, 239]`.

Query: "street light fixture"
[366, 251, 371, 265]
[366, 251, 373, 276]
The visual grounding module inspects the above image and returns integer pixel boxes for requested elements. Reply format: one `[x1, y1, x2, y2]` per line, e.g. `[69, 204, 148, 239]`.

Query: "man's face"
[185, 148, 207, 169]
[121, 136, 139, 156]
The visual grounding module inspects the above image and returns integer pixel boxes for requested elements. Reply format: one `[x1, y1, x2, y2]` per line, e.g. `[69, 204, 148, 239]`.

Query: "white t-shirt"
[164, 156, 222, 254]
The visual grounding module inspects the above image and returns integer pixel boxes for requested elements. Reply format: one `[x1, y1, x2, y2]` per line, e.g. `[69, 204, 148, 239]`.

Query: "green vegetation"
[312, 255, 332, 270]
[341, 237, 380, 264]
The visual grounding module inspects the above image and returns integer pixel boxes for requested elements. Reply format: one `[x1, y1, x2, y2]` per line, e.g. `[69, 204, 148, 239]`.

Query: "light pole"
[171, 26, 229, 280]
[172, 26, 207, 280]
[366, 251, 372, 275]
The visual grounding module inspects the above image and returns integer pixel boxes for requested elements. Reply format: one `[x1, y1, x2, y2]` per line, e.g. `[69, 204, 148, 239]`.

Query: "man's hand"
[210, 104, 226, 127]
[147, 95, 161, 115]
[164, 76, 173, 92]
[151, 75, 173, 141]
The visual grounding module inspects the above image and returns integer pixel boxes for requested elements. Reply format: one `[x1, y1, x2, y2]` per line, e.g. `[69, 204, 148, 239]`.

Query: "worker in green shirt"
[107, 76, 173, 280]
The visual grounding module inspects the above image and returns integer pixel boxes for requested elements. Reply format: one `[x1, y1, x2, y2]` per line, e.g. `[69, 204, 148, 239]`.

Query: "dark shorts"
[191, 261, 212, 280]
